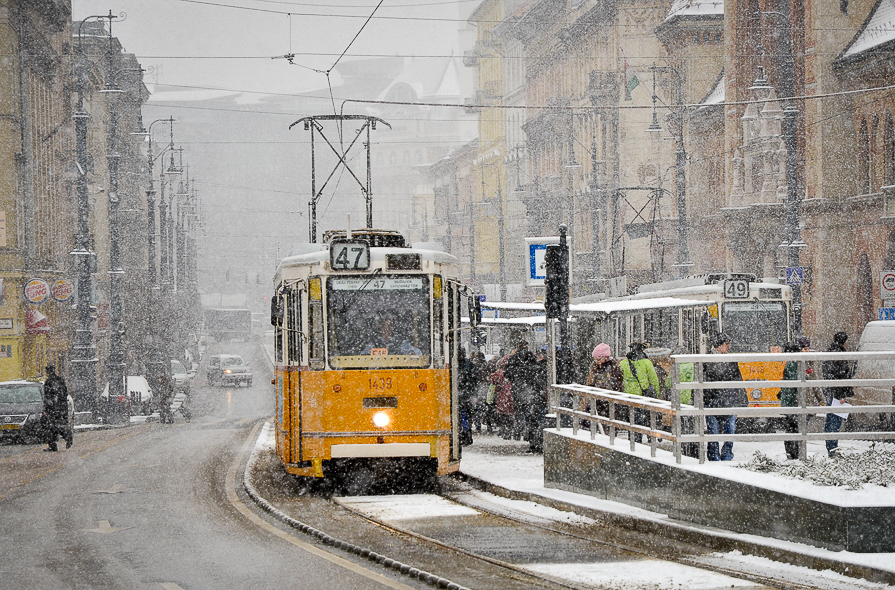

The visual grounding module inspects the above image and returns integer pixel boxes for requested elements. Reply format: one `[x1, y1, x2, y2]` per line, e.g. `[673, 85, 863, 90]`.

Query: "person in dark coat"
[155, 372, 175, 424]
[822, 331, 854, 456]
[585, 343, 623, 419]
[43, 365, 72, 451]
[458, 347, 477, 446]
[504, 341, 540, 443]
[778, 341, 802, 460]
[703, 333, 746, 461]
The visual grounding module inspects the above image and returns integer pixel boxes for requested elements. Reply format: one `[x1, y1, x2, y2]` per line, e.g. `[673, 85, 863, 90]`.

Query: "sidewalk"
[459, 433, 895, 586]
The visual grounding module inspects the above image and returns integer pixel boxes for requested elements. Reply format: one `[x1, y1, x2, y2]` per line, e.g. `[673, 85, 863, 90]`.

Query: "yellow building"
[0, 1, 75, 381]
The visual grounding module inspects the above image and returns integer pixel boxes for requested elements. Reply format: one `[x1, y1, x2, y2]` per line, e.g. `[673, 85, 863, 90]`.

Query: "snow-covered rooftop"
[838, 0, 895, 61]
[664, 0, 724, 22]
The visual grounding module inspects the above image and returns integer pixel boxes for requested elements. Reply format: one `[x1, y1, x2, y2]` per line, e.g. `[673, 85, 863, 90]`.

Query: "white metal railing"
[548, 351, 895, 464]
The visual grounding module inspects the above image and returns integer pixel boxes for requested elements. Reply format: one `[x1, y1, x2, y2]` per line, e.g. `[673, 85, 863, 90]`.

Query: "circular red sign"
[23, 279, 49, 304]
[52, 279, 74, 302]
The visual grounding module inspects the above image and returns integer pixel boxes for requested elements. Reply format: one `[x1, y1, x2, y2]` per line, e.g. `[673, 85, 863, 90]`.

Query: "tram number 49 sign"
[330, 240, 370, 271]
[724, 279, 750, 299]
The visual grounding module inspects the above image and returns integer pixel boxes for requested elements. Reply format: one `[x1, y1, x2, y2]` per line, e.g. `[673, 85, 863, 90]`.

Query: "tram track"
[239, 424, 816, 590]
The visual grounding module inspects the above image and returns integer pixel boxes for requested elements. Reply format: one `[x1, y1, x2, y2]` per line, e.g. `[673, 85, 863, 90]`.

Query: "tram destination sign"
[330, 240, 370, 271]
[331, 277, 425, 291]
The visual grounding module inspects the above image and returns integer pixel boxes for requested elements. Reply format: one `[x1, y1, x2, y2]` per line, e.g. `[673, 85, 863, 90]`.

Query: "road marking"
[226, 422, 416, 590]
[94, 484, 125, 494]
[83, 520, 133, 534]
[159, 584, 185, 589]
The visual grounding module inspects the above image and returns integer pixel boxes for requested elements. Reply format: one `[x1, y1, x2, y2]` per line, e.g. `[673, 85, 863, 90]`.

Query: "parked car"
[101, 376, 154, 415]
[853, 320, 895, 430]
[207, 354, 253, 388]
[0, 380, 74, 443]
[171, 359, 194, 394]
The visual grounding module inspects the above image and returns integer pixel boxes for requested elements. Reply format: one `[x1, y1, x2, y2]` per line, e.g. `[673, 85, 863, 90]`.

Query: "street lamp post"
[775, 0, 804, 333]
[647, 64, 693, 277]
[71, 12, 123, 419]
[480, 162, 506, 301]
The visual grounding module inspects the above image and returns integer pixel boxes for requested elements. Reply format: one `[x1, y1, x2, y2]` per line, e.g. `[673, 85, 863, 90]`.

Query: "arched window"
[885, 229, 895, 269]
[857, 253, 874, 326]
[871, 116, 880, 192]
[885, 113, 895, 187]
[859, 118, 871, 194]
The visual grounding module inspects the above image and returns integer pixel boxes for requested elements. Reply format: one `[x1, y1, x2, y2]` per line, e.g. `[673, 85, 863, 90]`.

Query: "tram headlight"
[372, 411, 391, 428]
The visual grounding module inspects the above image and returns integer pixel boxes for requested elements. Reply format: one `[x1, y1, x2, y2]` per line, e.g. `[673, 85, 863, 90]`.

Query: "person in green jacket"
[618, 342, 660, 442]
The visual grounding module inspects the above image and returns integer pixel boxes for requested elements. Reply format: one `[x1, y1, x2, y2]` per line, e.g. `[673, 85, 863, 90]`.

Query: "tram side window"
[273, 288, 284, 363]
[287, 291, 302, 364]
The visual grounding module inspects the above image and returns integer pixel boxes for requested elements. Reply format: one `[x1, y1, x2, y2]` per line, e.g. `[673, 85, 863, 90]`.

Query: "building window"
[859, 118, 870, 194]
[885, 113, 895, 187]
[857, 253, 873, 326]
[840, 0, 848, 14]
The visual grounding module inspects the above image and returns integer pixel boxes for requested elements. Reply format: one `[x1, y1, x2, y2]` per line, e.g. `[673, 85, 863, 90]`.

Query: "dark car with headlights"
[206, 354, 253, 388]
[0, 380, 73, 443]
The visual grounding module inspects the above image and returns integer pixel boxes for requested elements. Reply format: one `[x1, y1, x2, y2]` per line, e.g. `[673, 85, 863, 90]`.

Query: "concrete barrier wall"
[543, 430, 895, 553]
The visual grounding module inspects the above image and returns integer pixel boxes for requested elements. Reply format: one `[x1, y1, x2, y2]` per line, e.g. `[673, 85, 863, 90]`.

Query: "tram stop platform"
[458, 431, 895, 586]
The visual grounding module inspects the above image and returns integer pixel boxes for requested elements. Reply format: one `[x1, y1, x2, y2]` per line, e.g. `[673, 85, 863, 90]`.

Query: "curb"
[457, 471, 895, 586]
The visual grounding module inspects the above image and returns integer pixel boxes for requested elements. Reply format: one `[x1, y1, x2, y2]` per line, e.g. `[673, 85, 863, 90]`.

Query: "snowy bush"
[738, 447, 895, 489]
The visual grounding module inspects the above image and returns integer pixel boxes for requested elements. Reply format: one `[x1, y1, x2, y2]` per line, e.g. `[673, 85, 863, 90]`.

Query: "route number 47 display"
[330, 240, 370, 271]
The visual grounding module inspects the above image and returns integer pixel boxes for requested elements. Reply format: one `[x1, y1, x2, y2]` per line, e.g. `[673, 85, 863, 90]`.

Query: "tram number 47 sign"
[330, 240, 370, 271]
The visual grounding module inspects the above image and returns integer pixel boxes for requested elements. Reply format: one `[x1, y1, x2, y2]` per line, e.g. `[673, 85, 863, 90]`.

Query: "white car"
[171, 359, 194, 394]
[853, 320, 895, 430]
[101, 376, 154, 416]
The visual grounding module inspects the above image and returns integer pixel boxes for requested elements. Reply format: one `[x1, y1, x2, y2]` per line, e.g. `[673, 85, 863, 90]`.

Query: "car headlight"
[224, 369, 232, 374]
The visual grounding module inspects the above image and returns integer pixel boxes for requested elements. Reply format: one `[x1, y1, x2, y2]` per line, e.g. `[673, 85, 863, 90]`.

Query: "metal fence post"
[798, 359, 808, 461]
[609, 401, 616, 445]
[695, 361, 706, 464]
[671, 359, 682, 463]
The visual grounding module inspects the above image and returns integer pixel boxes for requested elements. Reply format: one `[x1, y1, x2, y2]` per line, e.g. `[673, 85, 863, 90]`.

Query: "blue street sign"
[879, 308, 895, 321]
[786, 266, 804, 285]
[477, 295, 486, 302]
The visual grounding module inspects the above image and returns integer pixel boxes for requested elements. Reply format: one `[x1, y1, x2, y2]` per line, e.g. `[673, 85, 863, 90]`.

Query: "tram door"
[285, 287, 303, 463]
[446, 281, 461, 462]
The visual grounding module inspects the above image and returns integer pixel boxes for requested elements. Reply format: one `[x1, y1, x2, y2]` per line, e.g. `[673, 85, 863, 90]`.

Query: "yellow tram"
[270, 230, 464, 483]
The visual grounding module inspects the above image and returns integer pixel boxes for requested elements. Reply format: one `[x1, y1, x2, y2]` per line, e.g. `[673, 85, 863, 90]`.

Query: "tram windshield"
[721, 301, 788, 352]
[326, 275, 431, 368]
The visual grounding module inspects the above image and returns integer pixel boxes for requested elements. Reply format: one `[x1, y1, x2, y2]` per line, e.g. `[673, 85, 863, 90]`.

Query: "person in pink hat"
[585, 343, 623, 419]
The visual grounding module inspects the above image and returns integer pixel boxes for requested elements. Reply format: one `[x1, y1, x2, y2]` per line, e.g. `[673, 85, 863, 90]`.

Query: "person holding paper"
[821, 331, 854, 457]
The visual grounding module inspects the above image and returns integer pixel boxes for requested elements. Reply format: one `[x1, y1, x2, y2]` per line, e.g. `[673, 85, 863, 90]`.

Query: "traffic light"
[544, 243, 569, 319]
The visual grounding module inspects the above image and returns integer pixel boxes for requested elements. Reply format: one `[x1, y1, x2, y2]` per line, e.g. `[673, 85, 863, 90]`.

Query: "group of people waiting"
[458, 341, 549, 453]
[581, 331, 856, 461]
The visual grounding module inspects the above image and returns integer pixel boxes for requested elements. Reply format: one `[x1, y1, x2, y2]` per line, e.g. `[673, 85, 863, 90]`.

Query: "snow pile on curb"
[738, 448, 895, 489]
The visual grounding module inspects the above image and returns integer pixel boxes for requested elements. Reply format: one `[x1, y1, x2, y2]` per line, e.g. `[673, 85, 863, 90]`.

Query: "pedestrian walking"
[618, 342, 660, 442]
[703, 333, 747, 461]
[585, 343, 623, 419]
[490, 355, 514, 438]
[504, 341, 540, 442]
[778, 341, 802, 460]
[42, 365, 72, 451]
[458, 347, 477, 446]
[822, 331, 854, 457]
[155, 372, 175, 424]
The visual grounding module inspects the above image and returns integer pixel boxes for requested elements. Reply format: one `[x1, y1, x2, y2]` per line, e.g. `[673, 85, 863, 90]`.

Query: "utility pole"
[72, 30, 97, 417]
[776, 0, 803, 333]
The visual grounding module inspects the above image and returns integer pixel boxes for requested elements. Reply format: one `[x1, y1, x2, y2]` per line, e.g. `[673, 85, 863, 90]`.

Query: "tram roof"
[482, 297, 708, 316]
[276, 244, 458, 274]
